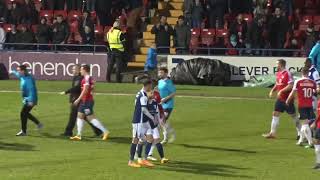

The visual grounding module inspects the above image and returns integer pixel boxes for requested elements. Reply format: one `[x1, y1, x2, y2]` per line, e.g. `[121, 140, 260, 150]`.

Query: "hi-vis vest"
[106, 28, 124, 52]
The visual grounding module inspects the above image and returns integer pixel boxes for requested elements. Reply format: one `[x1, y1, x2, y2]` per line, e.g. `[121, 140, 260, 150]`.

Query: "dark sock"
[137, 144, 143, 158]
[156, 143, 164, 158]
[145, 142, 152, 158]
[129, 143, 137, 161]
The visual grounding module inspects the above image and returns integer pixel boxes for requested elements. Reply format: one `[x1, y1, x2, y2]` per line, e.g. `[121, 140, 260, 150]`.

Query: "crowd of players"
[10, 64, 176, 168]
[262, 58, 320, 170]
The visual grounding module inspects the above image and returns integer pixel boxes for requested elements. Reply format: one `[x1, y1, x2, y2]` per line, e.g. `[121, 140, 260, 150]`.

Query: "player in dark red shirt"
[263, 59, 300, 139]
[312, 99, 320, 169]
[70, 64, 110, 141]
[286, 67, 316, 148]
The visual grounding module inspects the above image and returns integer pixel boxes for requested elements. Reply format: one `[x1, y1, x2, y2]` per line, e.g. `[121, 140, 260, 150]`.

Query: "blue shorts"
[78, 100, 94, 116]
[274, 99, 295, 114]
[315, 128, 320, 140]
[298, 107, 315, 120]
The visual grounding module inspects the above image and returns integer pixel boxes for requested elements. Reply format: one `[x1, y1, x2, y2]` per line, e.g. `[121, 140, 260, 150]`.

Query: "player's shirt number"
[302, 88, 313, 98]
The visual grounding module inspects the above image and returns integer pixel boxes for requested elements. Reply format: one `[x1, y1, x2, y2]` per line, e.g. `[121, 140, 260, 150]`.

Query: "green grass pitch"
[0, 80, 319, 180]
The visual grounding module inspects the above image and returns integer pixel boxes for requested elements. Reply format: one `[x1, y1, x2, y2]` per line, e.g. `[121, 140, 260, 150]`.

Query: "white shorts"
[152, 127, 160, 139]
[313, 96, 318, 111]
[132, 122, 152, 140]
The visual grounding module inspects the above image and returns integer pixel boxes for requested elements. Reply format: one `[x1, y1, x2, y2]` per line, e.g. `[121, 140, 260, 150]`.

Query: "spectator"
[144, 42, 157, 76]
[0, 24, 5, 50]
[225, 34, 244, 55]
[16, 25, 35, 50]
[230, 14, 247, 47]
[79, 11, 94, 35]
[67, 0, 83, 11]
[183, 0, 194, 26]
[86, 0, 96, 12]
[268, 7, 288, 56]
[36, 17, 51, 50]
[81, 25, 94, 51]
[5, 24, 19, 50]
[247, 16, 265, 55]
[207, 0, 226, 28]
[8, 1, 24, 24]
[304, 25, 316, 55]
[0, 0, 8, 23]
[23, 0, 38, 24]
[151, 16, 174, 54]
[292, 8, 302, 30]
[41, 0, 54, 10]
[191, 0, 203, 28]
[95, 0, 112, 26]
[52, 15, 70, 49]
[119, 8, 128, 29]
[286, 37, 301, 56]
[174, 16, 191, 54]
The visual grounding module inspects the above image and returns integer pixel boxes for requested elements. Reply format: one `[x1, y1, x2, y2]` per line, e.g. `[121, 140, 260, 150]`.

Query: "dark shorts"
[298, 107, 316, 120]
[78, 100, 94, 116]
[164, 108, 173, 120]
[274, 99, 295, 114]
[315, 128, 320, 140]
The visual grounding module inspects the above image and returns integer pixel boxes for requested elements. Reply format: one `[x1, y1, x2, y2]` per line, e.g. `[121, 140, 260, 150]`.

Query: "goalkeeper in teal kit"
[11, 65, 43, 136]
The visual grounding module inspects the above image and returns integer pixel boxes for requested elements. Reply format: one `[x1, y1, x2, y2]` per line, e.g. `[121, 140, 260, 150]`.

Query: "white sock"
[302, 124, 313, 145]
[148, 144, 155, 156]
[298, 129, 305, 144]
[291, 115, 301, 136]
[315, 145, 320, 164]
[91, 119, 108, 133]
[270, 116, 280, 134]
[76, 118, 85, 136]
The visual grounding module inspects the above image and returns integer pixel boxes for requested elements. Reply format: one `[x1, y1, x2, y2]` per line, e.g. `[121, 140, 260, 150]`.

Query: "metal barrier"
[0, 43, 307, 57]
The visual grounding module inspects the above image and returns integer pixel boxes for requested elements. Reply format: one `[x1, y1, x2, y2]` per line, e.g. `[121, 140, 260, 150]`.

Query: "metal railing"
[0, 43, 308, 57]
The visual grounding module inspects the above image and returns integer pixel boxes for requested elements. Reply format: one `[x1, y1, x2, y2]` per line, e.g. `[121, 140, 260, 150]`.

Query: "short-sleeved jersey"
[81, 75, 94, 102]
[276, 69, 294, 102]
[158, 78, 176, 109]
[147, 100, 160, 129]
[317, 100, 320, 128]
[132, 89, 149, 124]
[309, 66, 320, 85]
[293, 77, 316, 108]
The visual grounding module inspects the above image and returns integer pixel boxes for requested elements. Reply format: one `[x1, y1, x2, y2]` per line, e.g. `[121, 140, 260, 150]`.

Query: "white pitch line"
[0, 90, 271, 101]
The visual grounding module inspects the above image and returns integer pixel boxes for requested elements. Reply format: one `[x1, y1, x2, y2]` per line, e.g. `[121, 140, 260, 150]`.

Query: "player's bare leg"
[128, 137, 141, 168]
[161, 111, 176, 144]
[263, 111, 280, 138]
[313, 138, 320, 169]
[87, 115, 109, 141]
[70, 113, 85, 140]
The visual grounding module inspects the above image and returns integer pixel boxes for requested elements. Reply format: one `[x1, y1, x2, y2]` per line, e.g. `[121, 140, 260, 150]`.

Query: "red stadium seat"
[54, 10, 68, 19]
[68, 11, 81, 21]
[301, 15, 313, 25]
[189, 28, 201, 54]
[216, 29, 229, 38]
[39, 10, 54, 23]
[201, 28, 215, 46]
[31, 25, 37, 33]
[2, 24, 12, 32]
[243, 14, 253, 23]
[313, 16, 320, 24]
[69, 20, 79, 33]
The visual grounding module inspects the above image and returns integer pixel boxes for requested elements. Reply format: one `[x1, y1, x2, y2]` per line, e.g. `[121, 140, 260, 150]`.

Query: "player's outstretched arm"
[269, 84, 277, 98]
[286, 90, 295, 105]
[74, 85, 88, 105]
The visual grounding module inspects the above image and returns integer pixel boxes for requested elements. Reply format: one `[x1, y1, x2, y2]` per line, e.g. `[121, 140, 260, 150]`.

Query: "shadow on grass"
[176, 144, 257, 154]
[108, 136, 131, 144]
[29, 133, 102, 142]
[156, 160, 253, 178]
[0, 141, 36, 151]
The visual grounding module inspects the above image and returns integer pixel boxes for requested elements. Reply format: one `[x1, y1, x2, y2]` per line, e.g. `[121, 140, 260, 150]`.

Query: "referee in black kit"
[60, 64, 102, 137]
